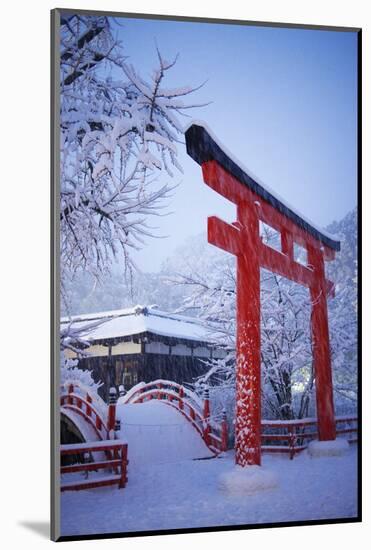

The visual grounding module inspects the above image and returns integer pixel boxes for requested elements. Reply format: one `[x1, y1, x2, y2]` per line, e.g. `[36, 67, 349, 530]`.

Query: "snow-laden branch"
[60, 14, 208, 297]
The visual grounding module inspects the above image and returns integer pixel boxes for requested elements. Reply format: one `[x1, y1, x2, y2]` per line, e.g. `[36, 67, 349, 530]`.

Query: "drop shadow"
[18, 521, 50, 539]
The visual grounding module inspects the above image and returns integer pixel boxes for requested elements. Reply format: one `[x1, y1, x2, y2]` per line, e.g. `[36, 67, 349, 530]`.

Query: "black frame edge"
[57, 516, 361, 543]
[51, 7, 61, 543]
[356, 27, 362, 523]
[55, 7, 361, 32]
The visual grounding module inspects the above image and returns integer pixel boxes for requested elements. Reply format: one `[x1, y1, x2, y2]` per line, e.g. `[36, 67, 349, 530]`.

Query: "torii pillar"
[185, 123, 340, 467]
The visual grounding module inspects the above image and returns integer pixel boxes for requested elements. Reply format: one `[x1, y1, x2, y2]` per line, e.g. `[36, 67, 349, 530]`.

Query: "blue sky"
[110, 17, 358, 271]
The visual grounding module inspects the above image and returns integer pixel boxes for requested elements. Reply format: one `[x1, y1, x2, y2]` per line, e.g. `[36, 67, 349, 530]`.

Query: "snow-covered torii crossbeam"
[185, 122, 340, 467]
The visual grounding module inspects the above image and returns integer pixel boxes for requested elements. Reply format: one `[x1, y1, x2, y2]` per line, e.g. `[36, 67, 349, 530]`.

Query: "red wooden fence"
[60, 384, 109, 440]
[261, 416, 357, 459]
[60, 440, 128, 491]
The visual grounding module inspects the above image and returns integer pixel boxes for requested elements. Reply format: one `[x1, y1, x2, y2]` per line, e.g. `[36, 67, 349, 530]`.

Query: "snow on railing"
[60, 440, 129, 491]
[60, 380, 107, 422]
[261, 416, 357, 459]
[121, 379, 204, 409]
[119, 381, 146, 404]
[60, 383, 109, 440]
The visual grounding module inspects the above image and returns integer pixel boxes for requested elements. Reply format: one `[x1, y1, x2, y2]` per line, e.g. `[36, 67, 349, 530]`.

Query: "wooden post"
[289, 426, 295, 460]
[203, 388, 210, 418]
[95, 414, 102, 431]
[221, 408, 228, 452]
[86, 393, 92, 417]
[179, 386, 184, 410]
[107, 387, 117, 432]
[235, 203, 262, 466]
[308, 246, 336, 441]
[119, 444, 128, 489]
[203, 388, 211, 446]
[157, 382, 162, 400]
[113, 421, 121, 475]
[67, 383, 74, 405]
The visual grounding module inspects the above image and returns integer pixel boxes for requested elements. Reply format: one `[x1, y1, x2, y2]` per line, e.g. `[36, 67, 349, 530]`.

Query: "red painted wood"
[260, 415, 357, 457]
[61, 459, 122, 474]
[202, 161, 334, 255]
[86, 393, 92, 417]
[281, 229, 294, 260]
[61, 477, 122, 492]
[259, 240, 312, 287]
[336, 428, 357, 435]
[119, 445, 128, 489]
[308, 245, 336, 441]
[60, 442, 128, 491]
[288, 428, 296, 460]
[107, 403, 116, 432]
[208, 216, 242, 256]
[261, 433, 296, 441]
[262, 419, 317, 428]
[163, 400, 205, 439]
[203, 396, 210, 420]
[201, 158, 338, 466]
[221, 418, 228, 452]
[235, 204, 262, 466]
[125, 380, 242, 456]
[61, 442, 126, 454]
[67, 383, 74, 405]
[203, 395, 211, 447]
[95, 415, 102, 431]
[62, 404, 106, 441]
[178, 386, 184, 410]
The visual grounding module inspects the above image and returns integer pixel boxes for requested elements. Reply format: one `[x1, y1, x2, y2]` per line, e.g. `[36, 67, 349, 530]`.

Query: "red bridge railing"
[121, 380, 228, 455]
[60, 383, 109, 440]
[61, 440, 128, 491]
[261, 416, 358, 459]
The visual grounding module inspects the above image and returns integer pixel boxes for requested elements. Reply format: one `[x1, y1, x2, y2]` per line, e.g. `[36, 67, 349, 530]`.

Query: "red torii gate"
[185, 123, 340, 467]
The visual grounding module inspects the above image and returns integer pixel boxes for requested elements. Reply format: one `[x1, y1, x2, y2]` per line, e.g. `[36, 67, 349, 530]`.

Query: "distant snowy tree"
[327, 208, 358, 410]
[60, 14, 206, 310]
[60, 265, 189, 316]
[260, 272, 313, 420]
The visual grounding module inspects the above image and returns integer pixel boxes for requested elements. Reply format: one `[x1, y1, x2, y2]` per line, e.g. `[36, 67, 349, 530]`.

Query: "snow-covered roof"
[61, 306, 216, 344]
[184, 121, 340, 251]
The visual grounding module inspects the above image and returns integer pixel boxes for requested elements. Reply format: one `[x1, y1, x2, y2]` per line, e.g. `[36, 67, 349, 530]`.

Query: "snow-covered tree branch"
[60, 15, 207, 306]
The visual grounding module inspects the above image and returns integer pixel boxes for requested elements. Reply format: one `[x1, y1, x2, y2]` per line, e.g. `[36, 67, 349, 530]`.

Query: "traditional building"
[62, 305, 227, 401]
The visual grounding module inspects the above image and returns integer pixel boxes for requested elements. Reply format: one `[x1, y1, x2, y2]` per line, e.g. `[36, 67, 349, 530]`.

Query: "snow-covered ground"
[116, 401, 214, 466]
[61, 400, 358, 537]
